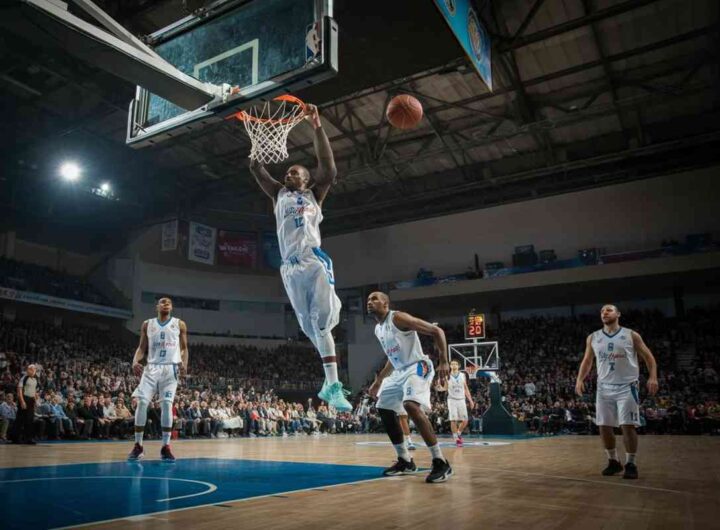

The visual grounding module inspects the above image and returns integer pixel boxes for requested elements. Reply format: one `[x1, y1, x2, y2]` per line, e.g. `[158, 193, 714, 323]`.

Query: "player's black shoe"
[425, 458, 453, 483]
[127, 443, 144, 461]
[382, 457, 417, 476]
[161, 444, 176, 462]
[623, 462, 638, 479]
[601, 459, 623, 476]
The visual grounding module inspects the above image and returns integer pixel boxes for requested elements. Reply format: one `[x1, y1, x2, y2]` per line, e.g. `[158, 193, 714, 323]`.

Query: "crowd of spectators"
[0, 257, 113, 307]
[1, 305, 718, 443]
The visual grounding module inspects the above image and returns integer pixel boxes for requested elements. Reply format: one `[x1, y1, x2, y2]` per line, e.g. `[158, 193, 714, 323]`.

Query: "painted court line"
[52, 474, 396, 530]
[0, 476, 218, 502]
[474, 466, 688, 494]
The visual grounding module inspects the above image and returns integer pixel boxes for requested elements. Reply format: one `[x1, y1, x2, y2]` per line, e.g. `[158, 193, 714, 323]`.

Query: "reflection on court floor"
[355, 440, 512, 448]
[0, 458, 386, 529]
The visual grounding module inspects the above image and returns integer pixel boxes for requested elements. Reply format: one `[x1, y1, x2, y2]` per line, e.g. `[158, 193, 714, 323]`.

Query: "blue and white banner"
[0, 287, 132, 320]
[434, 0, 492, 91]
[188, 221, 216, 265]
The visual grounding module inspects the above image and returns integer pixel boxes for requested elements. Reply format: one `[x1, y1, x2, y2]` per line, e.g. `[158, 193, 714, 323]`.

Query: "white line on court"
[0, 476, 217, 502]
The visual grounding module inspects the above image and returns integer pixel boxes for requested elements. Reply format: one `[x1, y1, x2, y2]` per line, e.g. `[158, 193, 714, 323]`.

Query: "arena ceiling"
[0, 0, 718, 253]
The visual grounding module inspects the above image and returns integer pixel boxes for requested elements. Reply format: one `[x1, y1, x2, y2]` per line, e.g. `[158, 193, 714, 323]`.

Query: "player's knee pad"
[135, 398, 149, 426]
[378, 408, 404, 444]
[160, 400, 173, 428]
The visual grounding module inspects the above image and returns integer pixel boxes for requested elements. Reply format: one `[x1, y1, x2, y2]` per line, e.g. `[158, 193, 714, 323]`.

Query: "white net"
[234, 97, 306, 165]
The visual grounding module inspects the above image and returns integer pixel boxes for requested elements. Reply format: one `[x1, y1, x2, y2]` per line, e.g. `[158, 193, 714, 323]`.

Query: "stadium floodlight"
[59, 162, 81, 181]
[100, 182, 111, 193]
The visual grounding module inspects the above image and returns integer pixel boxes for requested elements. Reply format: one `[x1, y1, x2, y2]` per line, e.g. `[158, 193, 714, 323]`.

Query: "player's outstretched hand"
[304, 104, 321, 129]
[647, 377, 658, 396]
[133, 362, 143, 377]
[575, 379, 585, 396]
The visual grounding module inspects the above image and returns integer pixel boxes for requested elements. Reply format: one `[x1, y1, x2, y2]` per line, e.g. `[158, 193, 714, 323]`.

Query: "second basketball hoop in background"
[386, 94, 423, 129]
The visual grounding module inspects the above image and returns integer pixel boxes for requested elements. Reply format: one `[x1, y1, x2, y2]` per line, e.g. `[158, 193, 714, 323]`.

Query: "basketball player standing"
[447, 360, 474, 447]
[249, 104, 352, 411]
[575, 305, 658, 479]
[128, 297, 188, 461]
[367, 292, 453, 483]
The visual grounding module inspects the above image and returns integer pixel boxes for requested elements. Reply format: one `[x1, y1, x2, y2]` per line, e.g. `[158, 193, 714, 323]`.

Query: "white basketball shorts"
[132, 364, 180, 403]
[376, 358, 434, 415]
[448, 398, 468, 421]
[595, 381, 641, 427]
[280, 248, 341, 344]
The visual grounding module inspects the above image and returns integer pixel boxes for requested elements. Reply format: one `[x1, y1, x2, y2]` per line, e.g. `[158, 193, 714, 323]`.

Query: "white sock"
[134, 430, 144, 445]
[393, 442, 410, 462]
[626, 453, 636, 464]
[428, 443, 444, 461]
[162, 431, 171, 446]
[605, 448, 618, 460]
[452, 432, 459, 440]
[322, 362, 339, 385]
[405, 434, 413, 445]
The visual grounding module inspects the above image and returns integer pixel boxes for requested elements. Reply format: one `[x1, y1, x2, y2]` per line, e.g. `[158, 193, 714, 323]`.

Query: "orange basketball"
[386, 94, 423, 129]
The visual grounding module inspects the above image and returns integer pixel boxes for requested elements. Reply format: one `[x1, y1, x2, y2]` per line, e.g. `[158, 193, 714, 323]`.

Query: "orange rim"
[225, 95, 307, 125]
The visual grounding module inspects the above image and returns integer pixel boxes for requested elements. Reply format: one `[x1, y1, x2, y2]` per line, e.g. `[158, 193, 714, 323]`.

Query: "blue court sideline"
[0, 458, 386, 529]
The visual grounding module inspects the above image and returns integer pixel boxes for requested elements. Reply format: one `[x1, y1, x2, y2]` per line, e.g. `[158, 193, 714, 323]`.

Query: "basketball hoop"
[466, 364, 478, 380]
[226, 94, 307, 164]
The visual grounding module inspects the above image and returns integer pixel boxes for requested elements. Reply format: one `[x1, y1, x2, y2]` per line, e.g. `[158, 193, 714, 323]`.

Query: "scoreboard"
[464, 312, 486, 340]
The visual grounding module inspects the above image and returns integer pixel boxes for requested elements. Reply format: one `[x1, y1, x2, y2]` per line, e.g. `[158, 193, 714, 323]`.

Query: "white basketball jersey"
[146, 317, 182, 364]
[448, 372, 466, 400]
[274, 188, 322, 261]
[591, 327, 638, 384]
[374, 310, 425, 370]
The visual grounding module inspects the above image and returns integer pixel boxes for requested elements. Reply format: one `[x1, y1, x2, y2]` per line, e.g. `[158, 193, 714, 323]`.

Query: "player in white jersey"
[128, 297, 188, 462]
[366, 292, 453, 484]
[446, 361, 474, 447]
[249, 104, 351, 412]
[575, 304, 658, 480]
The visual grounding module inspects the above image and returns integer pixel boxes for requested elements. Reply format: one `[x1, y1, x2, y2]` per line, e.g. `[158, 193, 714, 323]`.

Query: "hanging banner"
[217, 231, 258, 268]
[262, 232, 282, 269]
[161, 219, 178, 251]
[188, 222, 216, 265]
[433, 0, 492, 91]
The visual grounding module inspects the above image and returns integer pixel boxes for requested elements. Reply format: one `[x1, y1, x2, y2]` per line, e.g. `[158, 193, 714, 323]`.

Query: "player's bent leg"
[403, 401, 452, 484]
[378, 408, 416, 476]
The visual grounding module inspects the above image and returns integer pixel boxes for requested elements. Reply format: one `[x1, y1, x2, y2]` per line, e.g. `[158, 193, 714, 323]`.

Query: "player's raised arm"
[632, 331, 659, 396]
[392, 312, 449, 382]
[306, 104, 337, 205]
[575, 334, 595, 396]
[179, 320, 189, 378]
[249, 158, 283, 202]
[132, 321, 149, 377]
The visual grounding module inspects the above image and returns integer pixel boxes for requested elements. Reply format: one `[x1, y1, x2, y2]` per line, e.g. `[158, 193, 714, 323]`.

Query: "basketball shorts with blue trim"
[377, 358, 434, 415]
[280, 247, 341, 344]
[595, 381, 641, 427]
[132, 364, 179, 403]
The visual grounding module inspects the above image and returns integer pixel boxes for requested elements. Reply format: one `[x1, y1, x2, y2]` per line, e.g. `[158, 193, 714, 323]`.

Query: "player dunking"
[249, 104, 351, 412]
[575, 304, 658, 479]
[367, 292, 453, 483]
[128, 297, 188, 461]
[447, 360, 474, 447]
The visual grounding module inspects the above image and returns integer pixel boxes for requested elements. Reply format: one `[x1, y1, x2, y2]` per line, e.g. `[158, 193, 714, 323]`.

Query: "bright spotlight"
[59, 162, 81, 181]
[100, 182, 111, 193]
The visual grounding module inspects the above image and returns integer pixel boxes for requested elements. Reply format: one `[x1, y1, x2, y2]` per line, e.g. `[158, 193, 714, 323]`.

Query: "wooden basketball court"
[1, 434, 717, 529]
